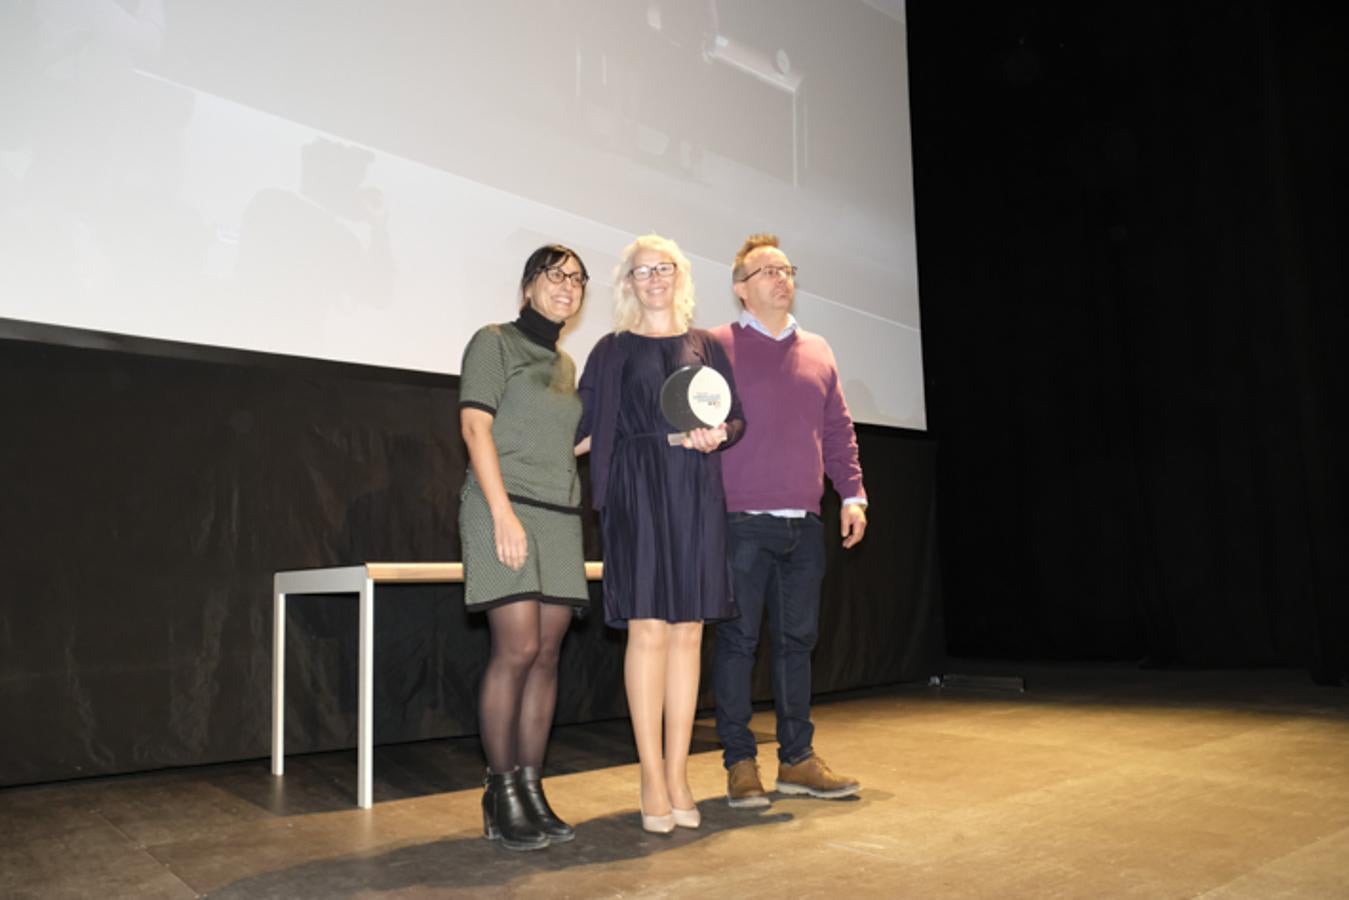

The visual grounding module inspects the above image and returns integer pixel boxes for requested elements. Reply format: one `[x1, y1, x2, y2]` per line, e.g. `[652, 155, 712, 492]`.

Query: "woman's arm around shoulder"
[575, 331, 617, 447]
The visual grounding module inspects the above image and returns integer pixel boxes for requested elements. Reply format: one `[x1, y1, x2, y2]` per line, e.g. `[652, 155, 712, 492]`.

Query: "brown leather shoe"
[726, 759, 772, 808]
[775, 755, 860, 799]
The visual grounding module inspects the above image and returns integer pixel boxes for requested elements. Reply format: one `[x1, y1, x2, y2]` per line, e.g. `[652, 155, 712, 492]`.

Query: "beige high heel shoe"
[671, 803, 701, 829]
[640, 800, 676, 834]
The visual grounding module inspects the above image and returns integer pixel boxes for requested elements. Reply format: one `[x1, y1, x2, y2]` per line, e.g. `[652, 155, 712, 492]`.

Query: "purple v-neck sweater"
[711, 322, 865, 515]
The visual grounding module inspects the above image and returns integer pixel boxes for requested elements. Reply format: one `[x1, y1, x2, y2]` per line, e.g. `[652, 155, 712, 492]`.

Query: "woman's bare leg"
[663, 620, 704, 810]
[625, 618, 672, 816]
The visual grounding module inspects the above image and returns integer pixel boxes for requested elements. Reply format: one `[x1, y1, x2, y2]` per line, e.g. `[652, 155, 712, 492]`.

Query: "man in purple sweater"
[711, 234, 868, 807]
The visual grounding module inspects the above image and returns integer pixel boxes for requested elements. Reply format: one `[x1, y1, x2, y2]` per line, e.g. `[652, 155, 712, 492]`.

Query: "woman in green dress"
[459, 245, 590, 851]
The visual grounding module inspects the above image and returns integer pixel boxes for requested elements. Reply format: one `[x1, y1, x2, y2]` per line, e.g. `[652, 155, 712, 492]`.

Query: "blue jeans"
[714, 513, 826, 767]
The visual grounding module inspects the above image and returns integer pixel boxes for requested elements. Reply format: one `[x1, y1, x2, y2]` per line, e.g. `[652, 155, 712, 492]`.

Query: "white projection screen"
[0, 0, 924, 429]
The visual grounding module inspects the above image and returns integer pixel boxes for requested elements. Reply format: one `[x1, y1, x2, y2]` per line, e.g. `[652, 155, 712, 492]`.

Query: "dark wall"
[0, 331, 941, 787]
[908, 2, 1347, 677]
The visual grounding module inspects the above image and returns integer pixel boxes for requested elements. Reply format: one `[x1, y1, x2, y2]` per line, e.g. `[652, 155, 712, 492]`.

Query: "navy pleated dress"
[580, 330, 744, 629]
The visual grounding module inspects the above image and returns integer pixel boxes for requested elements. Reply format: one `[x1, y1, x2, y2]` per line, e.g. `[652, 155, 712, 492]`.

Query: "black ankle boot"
[518, 766, 575, 843]
[482, 769, 549, 851]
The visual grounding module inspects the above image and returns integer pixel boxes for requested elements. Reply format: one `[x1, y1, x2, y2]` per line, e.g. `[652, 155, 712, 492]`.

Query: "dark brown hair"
[519, 244, 589, 305]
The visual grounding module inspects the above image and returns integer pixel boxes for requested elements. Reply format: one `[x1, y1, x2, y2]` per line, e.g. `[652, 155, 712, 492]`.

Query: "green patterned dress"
[458, 323, 587, 610]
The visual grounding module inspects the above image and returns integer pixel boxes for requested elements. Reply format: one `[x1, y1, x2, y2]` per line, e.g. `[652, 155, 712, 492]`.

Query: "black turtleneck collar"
[514, 303, 563, 351]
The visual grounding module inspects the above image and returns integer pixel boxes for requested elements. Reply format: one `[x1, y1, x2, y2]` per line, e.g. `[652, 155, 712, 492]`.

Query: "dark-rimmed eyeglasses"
[629, 261, 678, 281]
[544, 266, 588, 288]
[738, 264, 798, 283]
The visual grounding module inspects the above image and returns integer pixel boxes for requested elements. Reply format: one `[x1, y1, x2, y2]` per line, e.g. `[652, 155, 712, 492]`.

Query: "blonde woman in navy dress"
[576, 234, 743, 832]
[459, 245, 590, 851]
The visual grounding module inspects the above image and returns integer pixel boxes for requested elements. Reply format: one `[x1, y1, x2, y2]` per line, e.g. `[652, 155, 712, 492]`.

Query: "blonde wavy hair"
[612, 234, 696, 334]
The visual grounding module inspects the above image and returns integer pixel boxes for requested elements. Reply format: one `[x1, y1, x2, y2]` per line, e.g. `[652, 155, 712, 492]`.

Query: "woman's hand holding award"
[660, 365, 732, 450]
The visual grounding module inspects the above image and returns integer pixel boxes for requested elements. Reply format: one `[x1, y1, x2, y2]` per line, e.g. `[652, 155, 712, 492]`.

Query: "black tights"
[479, 600, 574, 773]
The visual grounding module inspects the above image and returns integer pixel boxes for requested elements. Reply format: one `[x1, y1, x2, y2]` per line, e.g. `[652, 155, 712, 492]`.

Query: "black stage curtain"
[908, 2, 1347, 678]
[0, 333, 941, 786]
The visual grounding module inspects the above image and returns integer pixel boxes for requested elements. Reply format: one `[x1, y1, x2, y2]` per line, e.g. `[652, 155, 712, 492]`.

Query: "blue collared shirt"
[739, 309, 799, 341]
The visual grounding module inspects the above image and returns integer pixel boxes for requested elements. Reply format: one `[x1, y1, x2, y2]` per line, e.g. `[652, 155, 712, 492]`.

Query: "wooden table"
[272, 562, 603, 808]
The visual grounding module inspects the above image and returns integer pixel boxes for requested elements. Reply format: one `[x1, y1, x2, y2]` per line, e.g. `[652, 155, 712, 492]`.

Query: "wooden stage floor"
[4, 665, 1348, 898]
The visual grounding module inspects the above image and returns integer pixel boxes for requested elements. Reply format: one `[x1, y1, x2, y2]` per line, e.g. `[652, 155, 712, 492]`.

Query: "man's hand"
[841, 503, 867, 549]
